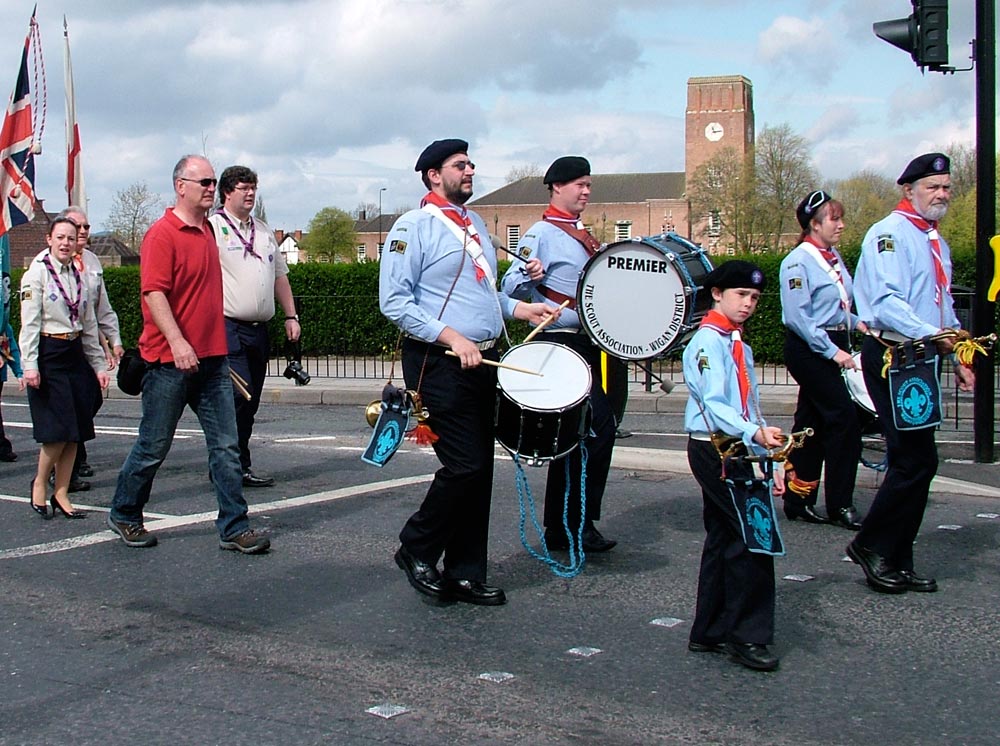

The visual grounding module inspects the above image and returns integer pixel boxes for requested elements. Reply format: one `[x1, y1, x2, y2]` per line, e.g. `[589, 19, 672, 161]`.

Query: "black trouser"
[783, 330, 861, 514]
[225, 318, 271, 473]
[399, 340, 498, 583]
[537, 333, 617, 533]
[0, 380, 12, 457]
[687, 438, 775, 645]
[856, 336, 938, 571]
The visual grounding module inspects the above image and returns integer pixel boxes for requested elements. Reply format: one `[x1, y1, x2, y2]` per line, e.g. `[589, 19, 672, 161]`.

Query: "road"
[1, 398, 998, 745]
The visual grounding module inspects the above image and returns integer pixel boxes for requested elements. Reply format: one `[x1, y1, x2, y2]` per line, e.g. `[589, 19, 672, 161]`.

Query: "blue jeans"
[110, 356, 250, 539]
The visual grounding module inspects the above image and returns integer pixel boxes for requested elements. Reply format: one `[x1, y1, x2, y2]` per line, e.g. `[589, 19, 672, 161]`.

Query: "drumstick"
[230, 369, 250, 388]
[522, 300, 572, 344]
[445, 350, 542, 376]
[230, 370, 252, 400]
[495, 245, 529, 263]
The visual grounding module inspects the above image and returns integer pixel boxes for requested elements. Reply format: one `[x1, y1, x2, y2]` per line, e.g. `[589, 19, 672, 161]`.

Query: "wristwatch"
[286, 315, 299, 321]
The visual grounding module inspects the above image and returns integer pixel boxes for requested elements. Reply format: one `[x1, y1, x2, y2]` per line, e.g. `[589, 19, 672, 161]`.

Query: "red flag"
[64, 16, 85, 208]
[0, 12, 39, 239]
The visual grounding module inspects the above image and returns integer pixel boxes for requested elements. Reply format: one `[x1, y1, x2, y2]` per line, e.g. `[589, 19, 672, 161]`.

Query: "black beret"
[414, 139, 468, 172]
[796, 189, 833, 230]
[703, 260, 766, 292]
[543, 156, 591, 185]
[897, 152, 950, 185]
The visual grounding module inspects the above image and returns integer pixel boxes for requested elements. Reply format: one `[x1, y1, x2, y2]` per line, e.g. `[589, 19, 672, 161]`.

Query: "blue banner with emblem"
[725, 476, 786, 556]
[887, 340, 942, 431]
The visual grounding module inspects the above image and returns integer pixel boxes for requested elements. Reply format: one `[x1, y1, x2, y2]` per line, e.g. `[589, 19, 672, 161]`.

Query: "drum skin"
[495, 342, 592, 464]
[576, 234, 713, 360]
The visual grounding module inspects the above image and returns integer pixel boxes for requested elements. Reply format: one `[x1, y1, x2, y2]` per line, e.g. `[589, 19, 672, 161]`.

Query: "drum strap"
[537, 284, 577, 310]
[542, 215, 602, 256]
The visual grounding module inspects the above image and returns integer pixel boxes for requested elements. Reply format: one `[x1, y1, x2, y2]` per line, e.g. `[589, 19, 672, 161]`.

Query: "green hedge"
[9, 250, 995, 363]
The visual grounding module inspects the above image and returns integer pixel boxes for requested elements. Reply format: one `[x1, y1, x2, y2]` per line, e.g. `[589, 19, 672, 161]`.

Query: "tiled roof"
[471, 172, 686, 207]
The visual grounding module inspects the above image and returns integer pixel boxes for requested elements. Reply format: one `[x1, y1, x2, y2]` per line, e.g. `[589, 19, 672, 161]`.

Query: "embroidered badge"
[788, 277, 803, 290]
[697, 350, 710, 372]
[518, 246, 532, 259]
[19, 288, 32, 301]
[221, 226, 230, 236]
[389, 240, 407, 254]
[877, 234, 895, 253]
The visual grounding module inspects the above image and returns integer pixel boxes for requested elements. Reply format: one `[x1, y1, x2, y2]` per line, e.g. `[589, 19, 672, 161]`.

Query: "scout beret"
[703, 260, 766, 292]
[414, 139, 469, 172]
[897, 152, 950, 185]
[543, 156, 591, 185]
[796, 189, 833, 230]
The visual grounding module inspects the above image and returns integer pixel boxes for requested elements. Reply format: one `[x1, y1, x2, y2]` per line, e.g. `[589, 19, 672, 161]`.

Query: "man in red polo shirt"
[107, 154, 270, 554]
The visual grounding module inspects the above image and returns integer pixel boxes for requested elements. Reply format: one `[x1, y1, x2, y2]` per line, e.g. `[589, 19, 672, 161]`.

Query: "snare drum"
[495, 341, 592, 465]
[576, 234, 713, 360]
[843, 351, 881, 434]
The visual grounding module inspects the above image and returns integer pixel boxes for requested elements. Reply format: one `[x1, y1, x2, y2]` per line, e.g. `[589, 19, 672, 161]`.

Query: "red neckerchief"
[421, 191, 485, 280]
[542, 205, 600, 256]
[893, 197, 949, 304]
[803, 235, 839, 269]
[700, 309, 750, 419]
[72, 252, 84, 273]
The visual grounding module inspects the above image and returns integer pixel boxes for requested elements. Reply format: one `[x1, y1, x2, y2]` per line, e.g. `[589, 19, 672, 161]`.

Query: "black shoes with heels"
[50, 495, 86, 519]
[30, 478, 50, 519]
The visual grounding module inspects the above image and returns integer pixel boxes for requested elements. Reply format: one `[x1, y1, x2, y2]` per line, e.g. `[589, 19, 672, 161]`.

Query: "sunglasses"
[179, 177, 218, 187]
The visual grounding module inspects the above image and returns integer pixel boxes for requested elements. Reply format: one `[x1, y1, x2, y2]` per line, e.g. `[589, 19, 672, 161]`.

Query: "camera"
[283, 341, 311, 386]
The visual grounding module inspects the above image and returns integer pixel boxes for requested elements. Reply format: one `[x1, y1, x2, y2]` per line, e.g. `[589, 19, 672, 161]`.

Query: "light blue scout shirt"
[379, 206, 519, 343]
[854, 212, 959, 339]
[500, 221, 589, 330]
[683, 325, 767, 455]
[779, 242, 859, 359]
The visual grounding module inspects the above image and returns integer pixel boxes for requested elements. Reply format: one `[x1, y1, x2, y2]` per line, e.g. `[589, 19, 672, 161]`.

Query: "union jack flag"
[0, 17, 38, 239]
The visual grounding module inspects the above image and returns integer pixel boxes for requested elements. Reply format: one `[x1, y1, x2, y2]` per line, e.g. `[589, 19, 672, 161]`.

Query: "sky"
[0, 0, 991, 235]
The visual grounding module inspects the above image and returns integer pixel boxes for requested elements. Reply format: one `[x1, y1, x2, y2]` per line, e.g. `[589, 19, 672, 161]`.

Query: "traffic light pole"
[972, 0, 996, 463]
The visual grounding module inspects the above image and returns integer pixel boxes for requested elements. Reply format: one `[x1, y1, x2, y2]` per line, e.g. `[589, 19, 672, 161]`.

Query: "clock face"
[704, 122, 724, 142]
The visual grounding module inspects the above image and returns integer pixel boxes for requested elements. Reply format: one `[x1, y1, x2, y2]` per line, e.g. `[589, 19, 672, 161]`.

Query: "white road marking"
[273, 436, 339, 443]
[0, 474, 434, 561]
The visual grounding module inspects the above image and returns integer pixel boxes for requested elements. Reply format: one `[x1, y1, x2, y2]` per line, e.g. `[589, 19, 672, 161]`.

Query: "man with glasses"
[55, 206, 123, 491]
[209, 166, 300, 488]
[850, 152, 973, 594]
[108, 155, 270, 554]
[380, 139, 559, 605]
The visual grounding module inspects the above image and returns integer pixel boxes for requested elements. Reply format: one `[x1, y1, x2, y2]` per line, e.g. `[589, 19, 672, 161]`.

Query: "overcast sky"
[0, 0, 989, 234]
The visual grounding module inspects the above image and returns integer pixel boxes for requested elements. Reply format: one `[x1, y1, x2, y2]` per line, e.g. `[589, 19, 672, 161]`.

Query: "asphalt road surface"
[1, 399, 998, 745]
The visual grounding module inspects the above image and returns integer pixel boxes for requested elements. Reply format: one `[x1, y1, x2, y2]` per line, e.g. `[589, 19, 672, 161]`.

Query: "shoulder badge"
[19, 288, 32, 301]
[877, 234, 895, 253]
[697, 350, 710, 373]
[389, 240, 407, 254]
[518, 246, 532, 259]
[788, 277, 803, 290]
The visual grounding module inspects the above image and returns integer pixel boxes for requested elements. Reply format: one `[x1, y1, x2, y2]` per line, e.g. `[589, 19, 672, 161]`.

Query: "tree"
[105, 181, 163, 252]
[505, 163, 542, 184]
[754, 124, 818, 250]
[351, 202, 379, 220]
[253, 196, 268, 223]
[686, 146, 771, 254]
[946, 142, 976, 199]
[829, 169, 898, 249]
[298, 207, 357, 262]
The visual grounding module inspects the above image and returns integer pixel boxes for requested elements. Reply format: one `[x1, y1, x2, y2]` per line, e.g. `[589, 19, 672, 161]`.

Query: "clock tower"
[685, 75, 754, 184]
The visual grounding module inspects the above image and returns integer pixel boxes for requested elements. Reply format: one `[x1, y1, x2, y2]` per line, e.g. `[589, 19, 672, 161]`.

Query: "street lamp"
[378, 187, 387, 252]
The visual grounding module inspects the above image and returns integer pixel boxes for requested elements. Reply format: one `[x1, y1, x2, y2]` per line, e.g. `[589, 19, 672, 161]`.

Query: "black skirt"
[26, 336, 100, 444]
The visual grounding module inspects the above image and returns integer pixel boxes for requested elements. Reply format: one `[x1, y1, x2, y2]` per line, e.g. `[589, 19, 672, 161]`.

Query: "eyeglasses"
[179, 177, 218, 188]
[442, 160, 475, 172]
[232, 184, 257, 193]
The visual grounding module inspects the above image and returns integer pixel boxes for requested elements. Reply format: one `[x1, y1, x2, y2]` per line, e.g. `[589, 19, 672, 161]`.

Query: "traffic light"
[873, 0, 949, 71]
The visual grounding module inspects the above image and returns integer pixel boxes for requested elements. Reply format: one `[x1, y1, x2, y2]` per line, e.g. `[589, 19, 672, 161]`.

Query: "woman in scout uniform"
[683, 260, 785, 672]
[19, 217, 109, 519]
[779, 190, 868, 530]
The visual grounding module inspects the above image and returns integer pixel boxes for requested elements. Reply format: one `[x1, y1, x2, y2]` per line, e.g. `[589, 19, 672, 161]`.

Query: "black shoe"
[829, 506, 862, 531]
[29, 479, 50, 519]
[0, 451, 17, 462]
[544, 525, 617, 553]
[68, 479, 91, 493]
[726, 642, 779, 671]
[441, 579, 507, 606]
[50, 495, 86, 519]
[77, 462, 94, 477]
[394, 546, 444, 599]
[783, 504, 829, 524]
[846, 540, 907, 594]
[242, 470, 275, 488]
[688, 640, 726, 654]
[899, 569, 938, 593]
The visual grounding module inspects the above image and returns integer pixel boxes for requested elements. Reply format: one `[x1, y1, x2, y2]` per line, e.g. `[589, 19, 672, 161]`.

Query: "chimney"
[294, 230, 302, 241]
[359, 209, 366, 221]
[274, 229, 284, 243]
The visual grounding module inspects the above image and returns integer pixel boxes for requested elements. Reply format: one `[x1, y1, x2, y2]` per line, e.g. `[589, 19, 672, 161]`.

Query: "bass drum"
[576, 233, 713, 360]
[495, 341, 592, 466]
